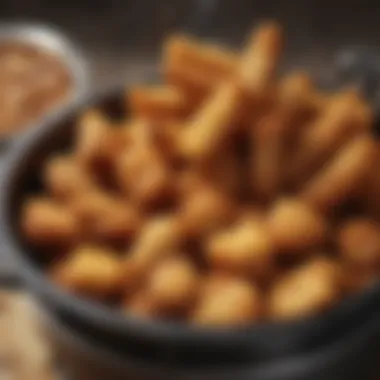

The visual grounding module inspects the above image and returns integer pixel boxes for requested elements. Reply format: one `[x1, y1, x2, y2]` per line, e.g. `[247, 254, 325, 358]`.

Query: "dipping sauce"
[0, 41, 72, 137]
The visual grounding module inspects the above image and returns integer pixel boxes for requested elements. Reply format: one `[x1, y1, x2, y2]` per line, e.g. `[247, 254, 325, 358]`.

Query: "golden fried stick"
[179, 82, 241, 161]
[128, 85, 191, 120]
[251, 112, 288, 199]
[127, 215, 183, 277]
[287, 91, 373, 187]
[163, 34, 237, 98]
[277, 71, 327, 126]
[301, 134, 377, 212]
[237, 22, 284, 98]
[21, 197, 79, 249]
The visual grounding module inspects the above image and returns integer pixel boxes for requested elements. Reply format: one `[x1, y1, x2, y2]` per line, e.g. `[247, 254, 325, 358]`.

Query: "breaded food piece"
[116, 126, 174, 207]
[200, 144, 243, 197]
[237, 22, 284, 98]
[125, 290, 158, 319]
[21, 197, 78, 248]
[287, 91, 373, 186]
[179, 180, 237, 238]
[338, 218, 380, 267]
[163, 34, 237, 98]
[192, 277, 262, 326]
[268, 257, 341, 320]
[128, 215, 183, 276]
[75, 109, 126, 169]
[278, 71, 326, 119]
[267, 197, 327, 254]
[51, 245, 124, 297]
[163, 35, 237, 77]
[251, 112, 288, 199]
[69, 190, 141, 242]
[341, 265, 378, 294]
[128, 85, 191, 120]
[301, 135, 377, 212]
[44, 154, 94, 200]
[146, 257, 200, 311]
[206, 216, 274, 279]
[179, 82, 241, 162]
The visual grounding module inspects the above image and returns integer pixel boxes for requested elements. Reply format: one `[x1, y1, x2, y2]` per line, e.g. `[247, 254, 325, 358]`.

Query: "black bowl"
[2, 88, 380, 370]
[43, 293, 380, 380]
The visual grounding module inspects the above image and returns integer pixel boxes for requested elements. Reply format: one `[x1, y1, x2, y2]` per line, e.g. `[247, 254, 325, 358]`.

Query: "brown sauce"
[0, 41, 72, 137]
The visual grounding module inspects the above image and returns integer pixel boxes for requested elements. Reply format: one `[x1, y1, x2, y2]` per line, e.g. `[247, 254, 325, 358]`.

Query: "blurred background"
[1, 0, 379, 88]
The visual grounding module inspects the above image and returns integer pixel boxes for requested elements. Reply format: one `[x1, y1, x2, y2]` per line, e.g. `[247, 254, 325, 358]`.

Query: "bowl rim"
[42, 283, 380, 377]
[1, 86, 380, 355]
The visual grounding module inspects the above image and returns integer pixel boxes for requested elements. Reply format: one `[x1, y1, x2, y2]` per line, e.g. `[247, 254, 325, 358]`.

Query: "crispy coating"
[116, 124, 174, 207]
[76, 109, 125, 169]
[268, 198, 327, 254]
[21, 197, 78, 248]
[51, 245, 124, 297]
[179, 82, 241, 162]
[301, 135, 377, 212]
[44, 154, 94, 200]
[206, 217, 274, 278]
[128, 85, 190, 120]
[146, 257, 200, 311]
[237, 22, 283, 98]
[192, 277, 262, 326]
[338, 218, 380, 267]
[251, 112, 288, 199]
[69, 190, 141, 242]
[128, 215, 183, 276]
[163, 34, 237, 99]
[179, 180, 237, 238]
[268, 257, 341, 320]
[288, 91, 372, 186]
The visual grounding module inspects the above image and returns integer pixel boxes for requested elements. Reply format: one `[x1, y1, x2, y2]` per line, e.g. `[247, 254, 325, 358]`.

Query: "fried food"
[237, 22, 283, 98]
[268, 257, 341, 320]
[192, 277, 262, 326]
[21, 197, 78, 248]
[288, 91, 372, 186]
[51, 245, 124, 297]
[44, 154, 94, 200]
[69, 190, 141, 242]
[179, 82, 241, 162]
[128, 85, 190, 120]
[206, 216, 274, 278]
[146, 257, 200, 311]
[268, 198, 327, 254]
[301, 135, 377, 212]
[338, 218, 380, 267]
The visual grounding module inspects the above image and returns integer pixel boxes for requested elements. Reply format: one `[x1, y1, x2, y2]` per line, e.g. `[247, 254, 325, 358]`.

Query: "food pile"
[20, 22, 380, 326]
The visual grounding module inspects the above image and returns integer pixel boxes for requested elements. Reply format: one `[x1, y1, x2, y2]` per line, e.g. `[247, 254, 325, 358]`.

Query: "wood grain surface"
[0, 290, 57, 380]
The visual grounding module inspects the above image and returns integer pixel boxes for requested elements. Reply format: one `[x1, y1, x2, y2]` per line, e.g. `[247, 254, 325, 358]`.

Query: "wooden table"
[0, 290, 57, 380]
